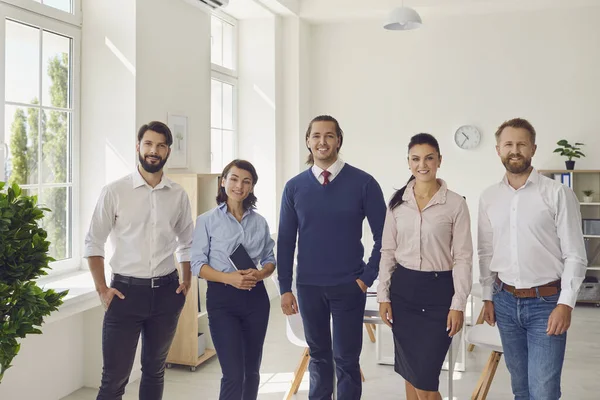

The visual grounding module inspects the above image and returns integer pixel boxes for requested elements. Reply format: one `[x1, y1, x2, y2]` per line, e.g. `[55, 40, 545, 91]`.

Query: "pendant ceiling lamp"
[384, 1, 422, 31]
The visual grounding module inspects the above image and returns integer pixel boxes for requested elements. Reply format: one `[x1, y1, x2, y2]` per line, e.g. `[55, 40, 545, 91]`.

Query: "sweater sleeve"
[277, 182, 298, 294]
[359, 177, 387, 287]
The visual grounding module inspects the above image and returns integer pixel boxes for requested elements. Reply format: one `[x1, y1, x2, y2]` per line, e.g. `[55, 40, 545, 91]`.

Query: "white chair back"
[466, 324, 503, 353]
[271, 274, 308, 348]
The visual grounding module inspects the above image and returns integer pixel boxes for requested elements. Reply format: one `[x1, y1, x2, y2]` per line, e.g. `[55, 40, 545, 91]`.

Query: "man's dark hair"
[137, 121, 173, 146]
[305, 115, 344, 165]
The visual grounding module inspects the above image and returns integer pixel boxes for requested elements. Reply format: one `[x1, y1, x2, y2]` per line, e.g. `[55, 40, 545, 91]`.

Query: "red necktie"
[322, 170, 331, 186]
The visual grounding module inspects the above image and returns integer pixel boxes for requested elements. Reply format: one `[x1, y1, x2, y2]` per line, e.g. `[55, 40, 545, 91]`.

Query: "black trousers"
[207, 281, 270, 400]
[97, 277, 185, 400]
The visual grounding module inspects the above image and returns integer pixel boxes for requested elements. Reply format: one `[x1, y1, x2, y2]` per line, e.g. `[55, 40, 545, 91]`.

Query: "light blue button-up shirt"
[191, 203, 276, 276]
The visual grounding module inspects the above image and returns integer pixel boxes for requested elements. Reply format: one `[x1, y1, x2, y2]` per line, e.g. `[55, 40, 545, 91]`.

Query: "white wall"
[80, 0, 137, 263]
[137, 0, 211, 175]
[238, 16, 279, 230]
[279, 16, 312, 197]
[306, 5, 600, 280]
[0, 314, 85, 399]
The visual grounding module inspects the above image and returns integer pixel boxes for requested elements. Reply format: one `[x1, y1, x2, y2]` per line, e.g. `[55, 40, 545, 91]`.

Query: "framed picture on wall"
[167, 113, 188, 168]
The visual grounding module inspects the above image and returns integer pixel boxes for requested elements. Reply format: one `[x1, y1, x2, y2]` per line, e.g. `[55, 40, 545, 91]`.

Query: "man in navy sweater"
[278, 115, 386, 400]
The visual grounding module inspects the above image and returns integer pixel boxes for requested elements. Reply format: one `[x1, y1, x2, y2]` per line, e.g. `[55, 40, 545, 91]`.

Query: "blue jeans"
[493, 282, 567, 400]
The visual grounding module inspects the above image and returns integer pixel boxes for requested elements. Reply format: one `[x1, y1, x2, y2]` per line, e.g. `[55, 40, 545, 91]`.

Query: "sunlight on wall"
[105, 36, 136, 76]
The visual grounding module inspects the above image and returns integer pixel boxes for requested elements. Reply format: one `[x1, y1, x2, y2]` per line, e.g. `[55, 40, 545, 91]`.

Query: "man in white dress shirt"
[85, 121, 194, 400]
[478, 118, 587, 400]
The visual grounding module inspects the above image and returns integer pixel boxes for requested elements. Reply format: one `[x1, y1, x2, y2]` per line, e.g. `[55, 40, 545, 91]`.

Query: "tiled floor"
[63, 301, 600, 399]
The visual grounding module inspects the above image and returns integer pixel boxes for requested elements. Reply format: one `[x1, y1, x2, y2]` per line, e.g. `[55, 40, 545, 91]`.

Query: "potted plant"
[0, 182, 68, 383]
[553, 139, 585, 170]
[583, 190, 594, 203]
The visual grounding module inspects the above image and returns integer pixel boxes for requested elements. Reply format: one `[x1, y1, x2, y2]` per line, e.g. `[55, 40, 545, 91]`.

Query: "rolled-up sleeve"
[84, 186, 115, 258]
[174, 192, 194, 263]
[191, 214, 211, 277]
[450, 199, 473, 311]
[377, 208, 398, 303]
[259, 221, 276, 267]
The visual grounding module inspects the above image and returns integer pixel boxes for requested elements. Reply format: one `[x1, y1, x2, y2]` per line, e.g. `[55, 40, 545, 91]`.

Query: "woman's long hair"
[388, 133, 441, 210]
[216, 159, 259, 211]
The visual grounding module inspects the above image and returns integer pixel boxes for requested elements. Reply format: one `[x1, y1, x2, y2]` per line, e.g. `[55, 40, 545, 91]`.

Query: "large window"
[210, 14, 237, 173]
[31, 0, 72, 13]
[1, 3, 80, 271]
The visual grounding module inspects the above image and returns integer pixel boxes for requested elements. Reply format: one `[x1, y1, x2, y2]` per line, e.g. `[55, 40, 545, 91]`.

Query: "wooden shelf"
[584, 235, 600, 239]
[166, 348, 217, 370]
[197, 348, 217, 365]
[587, 266, 600, 271]
[166, 174, 220, 373]
[581, 202, 600, 206]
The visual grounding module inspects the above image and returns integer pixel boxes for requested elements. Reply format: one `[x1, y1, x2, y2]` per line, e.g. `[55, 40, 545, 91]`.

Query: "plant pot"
[583, 196, 593, 203]
[565, 160, 575, 170]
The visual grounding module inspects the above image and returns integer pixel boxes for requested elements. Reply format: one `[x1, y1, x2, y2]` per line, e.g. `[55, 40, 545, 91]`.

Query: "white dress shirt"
[311, 158, 345, 184]
[84, 168, 194, 278]
[478, 168, 587, 308]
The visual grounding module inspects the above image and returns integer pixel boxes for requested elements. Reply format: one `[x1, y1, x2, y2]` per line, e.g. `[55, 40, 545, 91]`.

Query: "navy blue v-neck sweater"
[276, 164, 386, 294]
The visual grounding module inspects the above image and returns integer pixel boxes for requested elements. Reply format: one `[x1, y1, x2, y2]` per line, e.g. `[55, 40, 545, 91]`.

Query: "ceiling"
[297, 0, 600, 23]
[224, 0, 274, 19]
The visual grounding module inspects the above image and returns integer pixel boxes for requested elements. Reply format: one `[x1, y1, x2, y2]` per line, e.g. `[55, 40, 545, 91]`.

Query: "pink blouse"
[376, 179, 473, 311]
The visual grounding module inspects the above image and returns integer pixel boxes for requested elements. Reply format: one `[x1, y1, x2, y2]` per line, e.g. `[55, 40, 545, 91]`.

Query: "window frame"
[210, 73, 237, 173]
[210, 11, 238, 174]
[210, 10, 237, 77]
[0, 0, 81, 27]
[0, 2, 81, 274]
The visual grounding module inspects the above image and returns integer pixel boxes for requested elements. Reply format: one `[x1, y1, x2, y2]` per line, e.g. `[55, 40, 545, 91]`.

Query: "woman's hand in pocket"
[379, 302, 393, 328]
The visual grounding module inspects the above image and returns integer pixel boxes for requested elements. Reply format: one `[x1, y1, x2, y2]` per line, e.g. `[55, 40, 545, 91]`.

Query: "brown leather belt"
[497, 278, 561, 298]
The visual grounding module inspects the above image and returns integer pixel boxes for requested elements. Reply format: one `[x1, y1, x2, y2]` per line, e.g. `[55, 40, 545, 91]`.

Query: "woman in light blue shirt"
[191, 159, 275, 400]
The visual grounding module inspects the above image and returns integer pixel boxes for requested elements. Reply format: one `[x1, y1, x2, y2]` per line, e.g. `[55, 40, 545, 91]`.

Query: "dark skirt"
[390, 264, 454, 392]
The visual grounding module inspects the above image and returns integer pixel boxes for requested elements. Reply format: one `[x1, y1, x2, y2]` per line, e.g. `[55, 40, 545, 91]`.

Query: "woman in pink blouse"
[377, 133, 473, 400]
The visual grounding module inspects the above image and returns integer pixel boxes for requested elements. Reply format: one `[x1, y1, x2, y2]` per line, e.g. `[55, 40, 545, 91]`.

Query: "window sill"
[39, 269, 102, 325]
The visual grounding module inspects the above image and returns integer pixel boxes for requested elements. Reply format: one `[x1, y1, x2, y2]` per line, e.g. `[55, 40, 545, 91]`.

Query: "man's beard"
[502, 154, 531, 174]
[139, 153, 167, 173]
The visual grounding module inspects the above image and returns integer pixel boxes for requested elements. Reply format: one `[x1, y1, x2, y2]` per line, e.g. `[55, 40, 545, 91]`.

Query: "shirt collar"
[501, 167, 539, 190]
[402, 178, 448, 205]
[218, 202, 253, 219]
[132, 166, 172, 189]
[312, 158, 345, 178]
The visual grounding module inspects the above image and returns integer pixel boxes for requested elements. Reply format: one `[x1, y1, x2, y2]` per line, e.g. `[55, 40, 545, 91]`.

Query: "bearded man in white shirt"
[84, 121, 194, 400]
[478, 118, 587, 400]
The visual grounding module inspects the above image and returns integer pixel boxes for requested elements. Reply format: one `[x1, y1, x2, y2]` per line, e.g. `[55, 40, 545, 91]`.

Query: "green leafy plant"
[0, 182, 68, 383]
[583, 190, 594, 197]
[553, 140, 585, 161]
